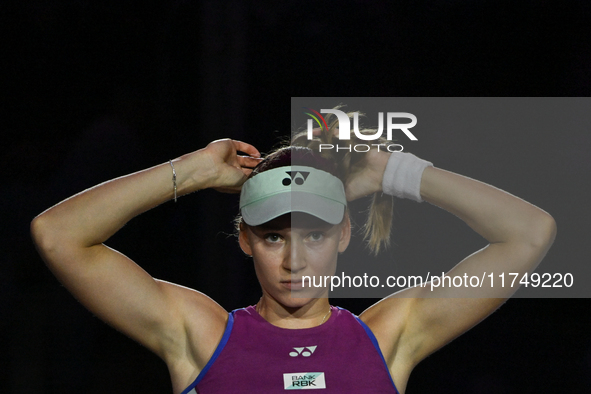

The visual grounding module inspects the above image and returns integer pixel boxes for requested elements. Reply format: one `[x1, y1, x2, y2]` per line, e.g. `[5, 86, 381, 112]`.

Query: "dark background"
[2, 1, 590, 393]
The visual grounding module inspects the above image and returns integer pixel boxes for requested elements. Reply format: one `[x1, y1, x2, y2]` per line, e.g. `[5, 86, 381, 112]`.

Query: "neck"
[255, 296, 332, 329]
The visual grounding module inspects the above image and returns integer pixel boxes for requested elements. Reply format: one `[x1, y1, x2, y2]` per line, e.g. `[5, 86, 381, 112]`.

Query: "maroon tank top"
[181, 306, 399, 393]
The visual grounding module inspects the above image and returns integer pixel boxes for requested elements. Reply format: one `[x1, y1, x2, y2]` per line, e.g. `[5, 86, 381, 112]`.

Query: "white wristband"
[382, 152, 432, 202]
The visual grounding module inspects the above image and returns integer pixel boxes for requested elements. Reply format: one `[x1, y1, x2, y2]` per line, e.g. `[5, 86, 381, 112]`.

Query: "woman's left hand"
[344, 148, 390, 201]
[310, 126, 389, 201]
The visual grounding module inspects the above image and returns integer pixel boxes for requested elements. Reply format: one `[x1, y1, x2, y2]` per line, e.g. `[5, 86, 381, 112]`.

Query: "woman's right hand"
[180, 139, 262, 194]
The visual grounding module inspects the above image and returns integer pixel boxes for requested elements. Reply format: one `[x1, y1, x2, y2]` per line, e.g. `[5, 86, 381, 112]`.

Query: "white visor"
[239, 166, 347, 226]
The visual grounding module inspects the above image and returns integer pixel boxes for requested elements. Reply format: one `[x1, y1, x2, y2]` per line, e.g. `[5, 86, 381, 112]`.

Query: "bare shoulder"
[156, 280, 229, 391]
[359, 288, 422, 356]
[359, 291, 423, 394]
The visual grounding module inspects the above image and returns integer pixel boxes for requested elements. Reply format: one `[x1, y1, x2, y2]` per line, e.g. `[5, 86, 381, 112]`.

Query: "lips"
[281, 279, 303, 290]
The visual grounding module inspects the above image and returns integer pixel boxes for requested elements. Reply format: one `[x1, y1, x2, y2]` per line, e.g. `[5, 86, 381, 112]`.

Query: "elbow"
[31, 213, 61, 259]
[31, 214, 51, 254]
[527, 212, 557, 252]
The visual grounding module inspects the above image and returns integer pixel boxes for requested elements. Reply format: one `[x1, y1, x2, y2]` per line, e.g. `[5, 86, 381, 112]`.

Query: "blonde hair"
[291, 106, 394, 255]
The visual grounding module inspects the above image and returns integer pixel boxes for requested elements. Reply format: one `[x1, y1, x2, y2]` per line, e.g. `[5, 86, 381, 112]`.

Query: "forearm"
[32, 149, 212, 250]
[419, 166, 556, 247]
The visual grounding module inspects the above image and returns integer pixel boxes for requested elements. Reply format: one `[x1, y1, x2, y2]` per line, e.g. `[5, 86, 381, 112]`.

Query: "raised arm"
[30, 139, 261, 389]
[354, 150, 556, 391]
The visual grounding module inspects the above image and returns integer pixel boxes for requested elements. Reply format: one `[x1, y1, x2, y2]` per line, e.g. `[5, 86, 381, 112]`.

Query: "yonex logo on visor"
[283, 171, 310, 186]
[240, 166, 347, 226]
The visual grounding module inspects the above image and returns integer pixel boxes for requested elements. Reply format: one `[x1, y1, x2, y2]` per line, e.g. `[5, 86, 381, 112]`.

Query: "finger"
[232, 140, 261, 158]
[238, 155, 263, 168]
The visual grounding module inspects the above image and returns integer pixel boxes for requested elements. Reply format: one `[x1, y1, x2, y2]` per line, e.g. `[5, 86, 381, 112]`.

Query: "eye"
[308, 231, 324, 242]
[265, 233, 282, 243]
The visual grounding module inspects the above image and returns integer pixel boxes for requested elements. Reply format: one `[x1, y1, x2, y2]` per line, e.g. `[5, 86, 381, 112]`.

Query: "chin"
[280, 289, 328, 309]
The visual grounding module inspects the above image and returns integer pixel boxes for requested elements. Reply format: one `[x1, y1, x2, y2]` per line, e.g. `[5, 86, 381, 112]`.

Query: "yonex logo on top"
[289, 346, 317, 357]
[282, 171, 310, 186]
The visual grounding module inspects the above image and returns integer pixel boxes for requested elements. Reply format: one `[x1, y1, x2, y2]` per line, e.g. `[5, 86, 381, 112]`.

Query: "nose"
[283, 238, 307, 274]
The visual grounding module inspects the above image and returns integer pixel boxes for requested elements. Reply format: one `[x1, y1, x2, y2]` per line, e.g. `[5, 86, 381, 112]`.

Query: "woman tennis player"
[31, 118, 556, 393]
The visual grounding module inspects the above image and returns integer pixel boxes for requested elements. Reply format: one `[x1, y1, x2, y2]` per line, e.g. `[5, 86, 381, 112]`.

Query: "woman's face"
[239, 213, 351, 308]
